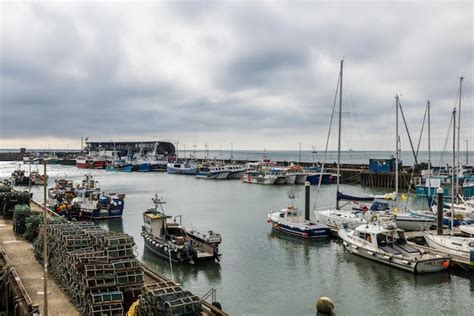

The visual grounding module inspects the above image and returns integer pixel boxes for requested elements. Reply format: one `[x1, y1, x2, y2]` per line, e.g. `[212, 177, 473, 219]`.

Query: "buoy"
[316, 297, 335, 315]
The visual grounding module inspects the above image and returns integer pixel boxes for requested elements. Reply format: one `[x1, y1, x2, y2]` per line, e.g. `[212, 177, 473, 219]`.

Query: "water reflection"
[267, 230, 331, 267]
[142, 249, 222, 285]
[95, 218, 124, 233]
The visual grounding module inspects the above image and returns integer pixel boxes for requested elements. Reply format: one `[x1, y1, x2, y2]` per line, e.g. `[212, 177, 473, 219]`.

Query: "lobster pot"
[82, 264, 117, 291]
[138, 283, 203, 316]
[31, 221, 144, 315]
[87, 303, 123, 316]
[105, 245, 134, 260]
[111, 258, 141, 272]
[116, 270, 144, 287]
[88, 290, 123, 306]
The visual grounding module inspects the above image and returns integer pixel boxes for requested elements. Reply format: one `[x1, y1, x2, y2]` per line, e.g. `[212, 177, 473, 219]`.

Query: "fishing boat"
[270, 170, 287, 185]
[305, 173, 333, 185]
[339, 223, 451, 273]
[166, 161, 197, 175]
[71, 175, 125, 220]
[9, 167, 30, 186]
[286, 165, 307, 184]
[106, 159, 133, 172]
[241, 171, 276, 184]
[267, 192, 330, 239]
[196, 166, 230, 180]
[141, 194, 222, 264]
[225, 165, 246, 179]
[146, 152, 169, 172]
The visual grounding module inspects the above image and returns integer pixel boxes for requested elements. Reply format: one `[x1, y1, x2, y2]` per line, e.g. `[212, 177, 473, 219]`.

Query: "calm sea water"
[1, 162, 472, 315]
[2, 149, 473, 166]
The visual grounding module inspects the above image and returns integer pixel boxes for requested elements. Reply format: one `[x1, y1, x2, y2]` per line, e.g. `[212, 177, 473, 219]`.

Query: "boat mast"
[427, 100, 431, 202]
[395, 95, 399, 210]
[451, 107, 456, 233]
[336, 59, 343, 210]
[456, 77, 464, 204]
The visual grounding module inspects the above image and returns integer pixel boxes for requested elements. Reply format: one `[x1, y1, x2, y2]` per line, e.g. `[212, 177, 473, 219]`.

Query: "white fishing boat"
[339, 223, 451, 273]
[196, 166, 230, 180]
[225, 165, 246, 179]
[241, 171, 276, 185]
[460, 224, 474, 236]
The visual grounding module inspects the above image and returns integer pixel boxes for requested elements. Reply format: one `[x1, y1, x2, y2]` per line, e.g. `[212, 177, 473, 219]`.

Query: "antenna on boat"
[152, 193, 166, 213]
[287, 191, 296, 207]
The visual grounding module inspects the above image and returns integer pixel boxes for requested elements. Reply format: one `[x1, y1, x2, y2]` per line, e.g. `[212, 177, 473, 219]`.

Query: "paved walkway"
[0, 219, 80, 315]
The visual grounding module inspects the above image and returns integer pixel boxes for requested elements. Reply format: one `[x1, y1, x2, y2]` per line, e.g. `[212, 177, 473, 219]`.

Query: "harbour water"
[1, 162, 472, 315]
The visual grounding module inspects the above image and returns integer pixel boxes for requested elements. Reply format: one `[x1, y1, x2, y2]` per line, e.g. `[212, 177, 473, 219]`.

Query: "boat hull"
[294, 174, 307, 184]
[227, 170, 245, 179]
[315, 209, 367, 229]
[167, 164, 197, 175]
[106, 164, 132, 172]
[306, 173, 332, 185]
[395, 216, 435, 231]
[285, 174, 296, 184]
[273, 176, 287, 185]
[339, 230, 450, 273]
[269, 220, 330, 239]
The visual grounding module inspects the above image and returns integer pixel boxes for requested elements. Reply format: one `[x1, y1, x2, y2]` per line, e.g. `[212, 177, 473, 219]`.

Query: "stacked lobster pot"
[136, 282, 203, 316]
[33, 221, 144, 315]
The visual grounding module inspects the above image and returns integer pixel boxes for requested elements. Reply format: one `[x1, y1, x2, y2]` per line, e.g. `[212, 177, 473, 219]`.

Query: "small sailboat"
[267, 189, 330, 239]
[423, 77, 474, 260]
[141, 194, 222, 264]
[339, 222, 451, 273]
[314, 60, 375, 229]
[423, 232, 474, 259]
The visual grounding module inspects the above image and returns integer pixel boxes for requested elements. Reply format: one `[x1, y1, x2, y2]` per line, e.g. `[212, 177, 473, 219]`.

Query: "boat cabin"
[353, 224, 419, 254]
[143, 210, 172, 237]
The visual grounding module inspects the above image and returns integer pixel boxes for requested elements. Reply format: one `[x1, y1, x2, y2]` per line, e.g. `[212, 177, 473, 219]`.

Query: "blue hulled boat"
[267, 191, 330, 239]
[267, 206, 331, 239]
[106, 159, 132, 172]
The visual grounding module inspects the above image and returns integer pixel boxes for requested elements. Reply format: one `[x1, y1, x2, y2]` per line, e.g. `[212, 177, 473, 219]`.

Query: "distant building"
[85, 141, 175, 156]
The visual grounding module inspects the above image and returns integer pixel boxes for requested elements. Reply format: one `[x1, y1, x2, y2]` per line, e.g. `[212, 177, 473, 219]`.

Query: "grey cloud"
[0, 1, 472, 150]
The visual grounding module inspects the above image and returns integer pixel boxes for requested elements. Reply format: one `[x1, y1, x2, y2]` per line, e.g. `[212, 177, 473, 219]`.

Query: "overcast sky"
[1, 0, 472, 151]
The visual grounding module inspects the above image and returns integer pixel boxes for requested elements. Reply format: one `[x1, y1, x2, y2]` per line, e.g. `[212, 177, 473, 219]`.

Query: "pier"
[0, 198, 227, 315]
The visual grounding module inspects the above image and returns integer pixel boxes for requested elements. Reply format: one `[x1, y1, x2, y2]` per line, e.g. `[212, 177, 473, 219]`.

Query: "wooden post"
[305, 181, 310, 221]
[437, 187, 444, 235]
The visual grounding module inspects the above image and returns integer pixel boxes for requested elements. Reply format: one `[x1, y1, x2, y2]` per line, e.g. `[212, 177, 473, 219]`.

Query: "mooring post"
[437, 187, 444, 235]
[316, 296, 335, 315]
[305, 181, 310, 220]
